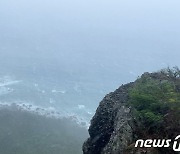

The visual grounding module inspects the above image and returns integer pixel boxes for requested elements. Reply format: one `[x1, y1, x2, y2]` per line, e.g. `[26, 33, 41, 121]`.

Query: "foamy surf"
[0, 102, 90, 129]
[0, 76, 21, 87]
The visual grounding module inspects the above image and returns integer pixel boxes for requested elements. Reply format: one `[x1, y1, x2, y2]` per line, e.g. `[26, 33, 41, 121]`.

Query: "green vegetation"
[129, 67, 180, 131]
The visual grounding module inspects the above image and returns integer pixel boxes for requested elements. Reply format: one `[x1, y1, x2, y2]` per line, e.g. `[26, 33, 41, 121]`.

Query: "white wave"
[51, 89, 66, 94]
[87, 111, 93, 115]
[0, 76, 21, 87]
[0, 102, 90, 129]
[78, 104, 85, 109]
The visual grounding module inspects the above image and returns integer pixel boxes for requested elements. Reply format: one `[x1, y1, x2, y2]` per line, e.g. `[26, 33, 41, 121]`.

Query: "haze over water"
[0, 0, 180, 132]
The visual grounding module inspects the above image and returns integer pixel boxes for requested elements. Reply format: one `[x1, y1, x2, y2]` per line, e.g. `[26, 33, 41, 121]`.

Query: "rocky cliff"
[83, 68, 180, 154]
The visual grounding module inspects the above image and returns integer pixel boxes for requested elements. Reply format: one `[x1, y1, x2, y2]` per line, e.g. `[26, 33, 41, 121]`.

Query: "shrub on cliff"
[129, 67, 180, 133]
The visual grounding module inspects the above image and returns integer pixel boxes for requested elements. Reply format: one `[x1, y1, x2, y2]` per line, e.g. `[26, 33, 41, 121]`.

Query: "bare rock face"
[83, 83, 137, 154]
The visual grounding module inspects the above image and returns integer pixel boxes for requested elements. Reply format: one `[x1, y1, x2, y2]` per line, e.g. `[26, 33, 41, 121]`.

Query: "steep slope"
[83, 68, 180, 154]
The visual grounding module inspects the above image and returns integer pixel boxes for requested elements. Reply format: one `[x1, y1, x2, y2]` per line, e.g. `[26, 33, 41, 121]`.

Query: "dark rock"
[83, 83, 136, 154]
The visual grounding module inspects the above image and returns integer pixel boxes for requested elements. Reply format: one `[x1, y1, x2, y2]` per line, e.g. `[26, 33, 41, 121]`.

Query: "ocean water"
[0, 74, 95, 153]
[0, 75, 96, 126]
[0, 57, 134, 153]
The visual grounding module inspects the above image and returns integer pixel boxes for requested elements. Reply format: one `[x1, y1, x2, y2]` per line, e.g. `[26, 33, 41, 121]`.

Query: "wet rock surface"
[83, 83, 136, 154]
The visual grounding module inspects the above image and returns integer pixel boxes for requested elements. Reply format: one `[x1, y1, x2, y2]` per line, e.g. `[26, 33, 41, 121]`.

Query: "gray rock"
[83, 83, 136, 154]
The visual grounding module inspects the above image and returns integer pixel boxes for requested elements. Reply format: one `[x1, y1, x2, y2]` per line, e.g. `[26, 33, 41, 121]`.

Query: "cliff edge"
[83, 67, 180, 154]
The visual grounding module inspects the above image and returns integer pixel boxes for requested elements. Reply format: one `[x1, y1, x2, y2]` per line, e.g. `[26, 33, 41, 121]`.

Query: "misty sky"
[0, 0, 180, 90]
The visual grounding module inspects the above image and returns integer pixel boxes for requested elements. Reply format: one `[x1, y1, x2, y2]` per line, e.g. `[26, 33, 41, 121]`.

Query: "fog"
[0, 0, 179, 153]
[1, 0, 179, 104]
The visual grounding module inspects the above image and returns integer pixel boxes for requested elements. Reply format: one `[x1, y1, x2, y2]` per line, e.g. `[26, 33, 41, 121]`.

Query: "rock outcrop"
[83, 82, 137, 154]
[83, 69, 180, 154]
